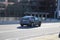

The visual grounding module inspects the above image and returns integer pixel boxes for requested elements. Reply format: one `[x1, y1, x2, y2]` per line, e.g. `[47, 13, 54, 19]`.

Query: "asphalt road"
[0, 22, 60, 40]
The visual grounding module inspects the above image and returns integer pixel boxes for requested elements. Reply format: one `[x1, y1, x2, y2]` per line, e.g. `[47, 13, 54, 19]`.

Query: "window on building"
[0, 0, 5, 2]
[8, 4, 13, 6]
[0, 10, 5, 17]
[0, 4, 5, 8]
[8, 0, 18, 2]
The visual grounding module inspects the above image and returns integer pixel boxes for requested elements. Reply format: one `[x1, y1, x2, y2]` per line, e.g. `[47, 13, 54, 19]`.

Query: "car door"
[34, 17, 39, 24]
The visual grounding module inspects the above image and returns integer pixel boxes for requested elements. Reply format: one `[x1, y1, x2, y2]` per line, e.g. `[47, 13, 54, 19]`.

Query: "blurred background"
[0, 0, 60, 23]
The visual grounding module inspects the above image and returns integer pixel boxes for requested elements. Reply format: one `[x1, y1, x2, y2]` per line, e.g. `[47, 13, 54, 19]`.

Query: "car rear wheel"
[38, 23, 41, 26]
[31, 23, 34, 27]
[21, 24, 23, 26]
[38, 22, 41, 27]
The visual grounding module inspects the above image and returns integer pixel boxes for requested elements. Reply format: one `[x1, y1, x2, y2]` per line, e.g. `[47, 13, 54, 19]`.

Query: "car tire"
[30, 21, 34, 27]
[38, 23, 41, 26]
[27, 22, 34, 27]
[28, 24, 31, 26]
[21, 24, 23, 26]
[38, 22, 41, 27]
[31, 23, 34, 27]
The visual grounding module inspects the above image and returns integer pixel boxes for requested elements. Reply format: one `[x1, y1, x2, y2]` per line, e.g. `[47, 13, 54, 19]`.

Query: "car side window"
[29, 17, 34, 21]
[35, 17, 39, 21]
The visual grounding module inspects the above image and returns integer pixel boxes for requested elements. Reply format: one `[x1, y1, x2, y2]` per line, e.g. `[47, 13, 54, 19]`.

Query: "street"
[0, 22, 60, 40]
[0, 0, 60, 40]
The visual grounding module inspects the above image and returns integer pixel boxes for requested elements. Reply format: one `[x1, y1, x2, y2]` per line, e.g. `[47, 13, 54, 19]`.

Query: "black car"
[20, 16, 41, 27]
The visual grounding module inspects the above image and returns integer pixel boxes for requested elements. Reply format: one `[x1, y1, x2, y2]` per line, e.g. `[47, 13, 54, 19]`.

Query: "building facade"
[23, 0, 58, 19]
[0, 0, 60, 21]
[0, 0, 20, 17]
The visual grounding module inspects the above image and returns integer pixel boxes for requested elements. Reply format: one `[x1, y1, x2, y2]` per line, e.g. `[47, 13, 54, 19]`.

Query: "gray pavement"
[0, 22, 60, 40]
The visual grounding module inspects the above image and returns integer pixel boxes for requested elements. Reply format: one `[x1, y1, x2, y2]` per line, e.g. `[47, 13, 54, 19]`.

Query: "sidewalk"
[42, 18, 60, 23]
[0, 20, 19, 24]
[0, 19, 60, 24]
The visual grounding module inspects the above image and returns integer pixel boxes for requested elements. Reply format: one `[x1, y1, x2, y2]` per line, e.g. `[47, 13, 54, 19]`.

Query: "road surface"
[0, 22, 60, 40]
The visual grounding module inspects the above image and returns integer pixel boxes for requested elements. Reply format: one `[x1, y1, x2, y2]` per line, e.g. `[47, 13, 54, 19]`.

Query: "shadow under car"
[17, 25, 40, 29]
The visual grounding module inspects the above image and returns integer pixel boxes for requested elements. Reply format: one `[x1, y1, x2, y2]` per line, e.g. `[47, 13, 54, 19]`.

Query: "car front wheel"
[29, 22, 34, 27]
[31, 23, 34, 27]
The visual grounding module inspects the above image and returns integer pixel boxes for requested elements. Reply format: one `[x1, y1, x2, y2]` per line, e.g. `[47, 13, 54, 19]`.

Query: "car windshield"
[22, 16, 34, 20]
[22, 17, 29, 20]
